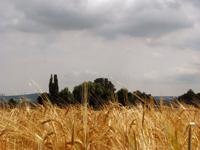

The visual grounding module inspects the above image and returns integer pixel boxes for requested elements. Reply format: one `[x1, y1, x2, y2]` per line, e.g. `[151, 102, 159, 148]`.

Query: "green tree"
[94, 78, 116, 101]
[37, 92, 52, 105]
[8, 98, 17, 108]
[94, 78, 115, 91]
[178, 89, 200, 107]
[59, 87, 74, 104]
[117, 88, 136, 106]
[73, 81, 104, 108]
[197, 93, 200, 99]
[117, 89, 127, 106]
[38, 74, 74, 106]
[133, 90, 155, 106]
[49, 74, 59, 96]
[46, 74, 67, 106]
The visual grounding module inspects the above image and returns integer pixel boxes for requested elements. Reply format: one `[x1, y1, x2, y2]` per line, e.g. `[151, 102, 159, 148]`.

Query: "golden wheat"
[0, 101, 199, 150]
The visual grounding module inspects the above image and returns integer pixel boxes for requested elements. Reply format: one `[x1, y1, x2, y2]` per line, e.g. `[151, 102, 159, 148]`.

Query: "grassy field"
[0, 100, 200, 150]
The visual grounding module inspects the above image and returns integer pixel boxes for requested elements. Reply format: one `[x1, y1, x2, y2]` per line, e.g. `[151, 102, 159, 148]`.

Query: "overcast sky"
[1, 0, 200, 96]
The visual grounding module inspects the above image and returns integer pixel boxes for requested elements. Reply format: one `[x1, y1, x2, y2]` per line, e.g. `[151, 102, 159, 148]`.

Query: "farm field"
[0, 101, 200, 150]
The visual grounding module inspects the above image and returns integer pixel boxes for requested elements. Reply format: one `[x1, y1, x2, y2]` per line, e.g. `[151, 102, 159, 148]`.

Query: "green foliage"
[49, 74, 59, 96]
[117, 88, 155, 106]
[94, 78, 116, 101]
[133, 90, 151, 99]
[73, 81, 104, 108]
[117, 88, 136, 106]
[38, 75, 158, 108]
[8, 98, 17, 108]
[94, 78, 116, 92]
[178, 89, 200, 107]
[116, 89, 155, 106]
[72, 78, 116, 108]
[38, 74, 74, 106]
[37, 93, 52, 105]
[133, 90, 155, 104]
[59, 87, 74, 104]
[38, 89, 74, 106]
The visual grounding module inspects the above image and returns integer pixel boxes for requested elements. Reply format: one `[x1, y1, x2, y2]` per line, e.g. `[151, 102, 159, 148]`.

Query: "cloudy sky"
[1, 0, 200, 96]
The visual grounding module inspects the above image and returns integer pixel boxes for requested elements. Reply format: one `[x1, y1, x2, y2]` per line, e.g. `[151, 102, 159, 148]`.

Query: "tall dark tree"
[38, 74, 75, 106]
[49, 74, 59, 96]
[38, 74, 59, 106]
[117, 89, 127, 106]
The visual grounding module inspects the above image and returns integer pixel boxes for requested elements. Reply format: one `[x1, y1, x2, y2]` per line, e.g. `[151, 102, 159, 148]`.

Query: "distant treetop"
[178, 89, 200, 107]
[49, 74, 59, 96]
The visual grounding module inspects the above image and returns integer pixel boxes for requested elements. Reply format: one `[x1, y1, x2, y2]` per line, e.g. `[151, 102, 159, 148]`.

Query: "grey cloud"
[183, 35, 200, 50]
[164, 1, 182, 9]
[143, 24, 200, 51]
[2, 0, 195, 38]
[185, 0, 200, 8]
[174, 73, 199, 84]
[122, 16, 192, 37]
[152, 74, 198, 88]
[8, 0, 108, 33]
[94, 0, 194, 38]
[118, 1, 193, 37]
[26, 6, 106, 30]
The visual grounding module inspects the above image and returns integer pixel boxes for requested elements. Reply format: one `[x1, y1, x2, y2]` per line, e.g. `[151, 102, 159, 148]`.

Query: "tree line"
[7, 74, 200, 108]
[37, 74, 154, 108]
[177, 89, 200, 107]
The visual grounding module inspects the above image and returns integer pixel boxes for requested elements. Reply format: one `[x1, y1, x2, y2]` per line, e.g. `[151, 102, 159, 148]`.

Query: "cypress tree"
[49, 74, 59, 96]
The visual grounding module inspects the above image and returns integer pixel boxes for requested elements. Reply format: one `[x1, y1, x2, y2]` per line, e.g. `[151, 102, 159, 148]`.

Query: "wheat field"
[0, 100, 200, 150]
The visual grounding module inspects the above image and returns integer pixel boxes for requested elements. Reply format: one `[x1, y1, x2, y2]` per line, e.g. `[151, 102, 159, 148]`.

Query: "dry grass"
[0, 100, 200, 150]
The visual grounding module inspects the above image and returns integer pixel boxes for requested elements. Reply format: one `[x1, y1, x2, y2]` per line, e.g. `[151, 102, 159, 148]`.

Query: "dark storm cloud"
[25, 5, 106, 30]
[5, 0, 108, 33]
[121, 12, 192, 37]
[185, 0, 200, 8]
[3, 0, 195, 37]
[97, 0, 194, 37]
